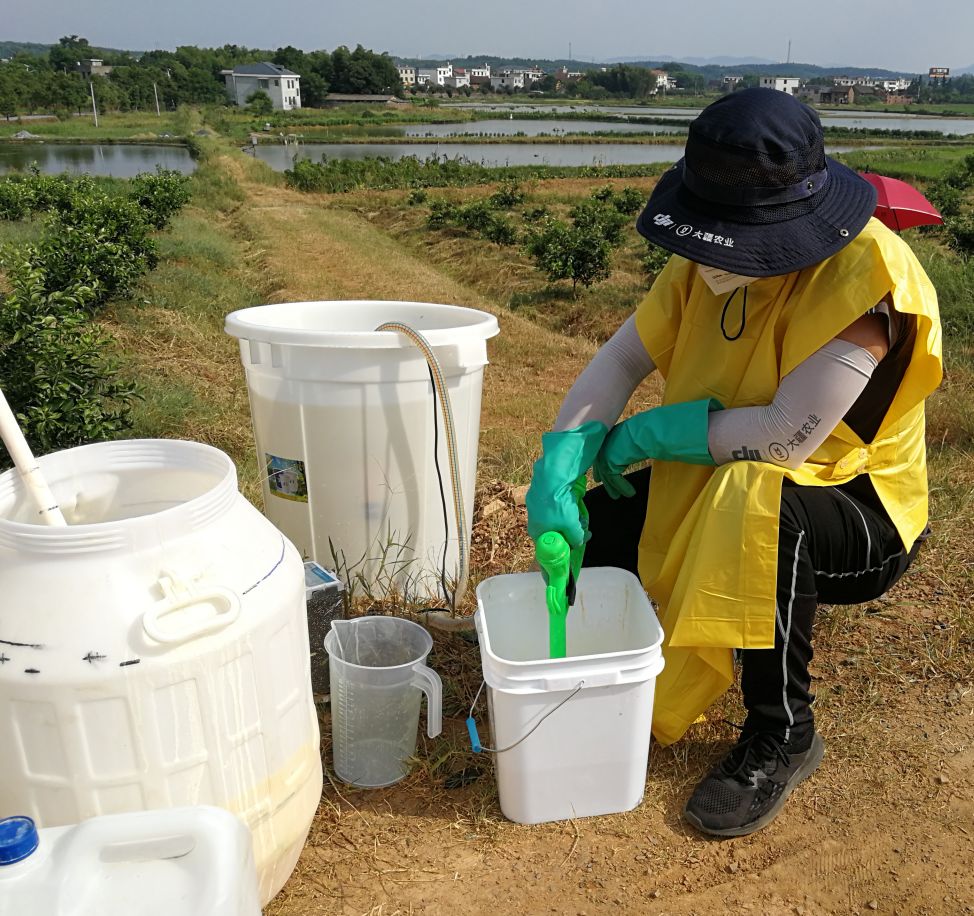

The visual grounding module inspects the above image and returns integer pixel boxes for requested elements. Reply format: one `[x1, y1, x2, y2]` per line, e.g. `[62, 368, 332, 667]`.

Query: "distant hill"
[4, 40, 922, 79]
[955, 64, 974, 75]
[0, 40, 51, 58]
[607, 55, 776, 67]
[618, 60, 917, 79]
[397, 53, 917, 79]
[0, 39, 137, 59]
[404, 54, 596, 70]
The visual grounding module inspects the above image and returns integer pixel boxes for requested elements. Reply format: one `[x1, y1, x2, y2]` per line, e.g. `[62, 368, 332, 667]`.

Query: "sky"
[7, 0, 974, 73]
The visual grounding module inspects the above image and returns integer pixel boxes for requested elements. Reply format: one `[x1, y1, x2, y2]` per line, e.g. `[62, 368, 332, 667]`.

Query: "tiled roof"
[231, 62, 299, 77]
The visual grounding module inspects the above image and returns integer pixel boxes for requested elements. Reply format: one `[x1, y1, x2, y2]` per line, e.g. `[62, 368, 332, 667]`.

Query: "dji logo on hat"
[653, 213, 675, 227]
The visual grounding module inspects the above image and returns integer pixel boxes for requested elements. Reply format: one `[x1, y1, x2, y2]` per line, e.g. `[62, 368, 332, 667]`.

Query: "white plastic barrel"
[0, 440, 323, 905]
[225, 301, 499, 601]
[475, 568, 664, 825]
[0, 806, 261, 916]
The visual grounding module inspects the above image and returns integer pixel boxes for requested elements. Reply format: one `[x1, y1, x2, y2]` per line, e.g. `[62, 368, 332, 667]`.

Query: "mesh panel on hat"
[685, 130, 827, 195]
[674, 170, 834, 225]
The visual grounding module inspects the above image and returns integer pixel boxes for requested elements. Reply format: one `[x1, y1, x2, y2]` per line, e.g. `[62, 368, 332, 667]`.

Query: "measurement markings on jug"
[24, 668, 40, 675]
[0, 654, 9, 664]
[83, 652, 107, 664]
[0, 638, 44, 650]
[119, 658, 141, 667]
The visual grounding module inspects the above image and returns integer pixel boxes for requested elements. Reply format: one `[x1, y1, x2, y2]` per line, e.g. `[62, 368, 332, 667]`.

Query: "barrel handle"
[143, 584, 241, 645]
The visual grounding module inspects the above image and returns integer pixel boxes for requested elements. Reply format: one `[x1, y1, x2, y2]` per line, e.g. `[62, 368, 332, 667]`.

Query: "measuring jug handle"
[410, 662, 442, 738]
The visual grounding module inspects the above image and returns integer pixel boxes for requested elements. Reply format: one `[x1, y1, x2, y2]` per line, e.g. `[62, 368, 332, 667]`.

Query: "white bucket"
[0, 806, 261, 916]
[225, 300, 500, 601]
[0, 440, 322, 905]
[475, 567, 664, 825]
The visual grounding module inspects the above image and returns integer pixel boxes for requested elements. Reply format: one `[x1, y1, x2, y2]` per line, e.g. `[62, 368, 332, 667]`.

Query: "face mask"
[697, 264, 759, 295]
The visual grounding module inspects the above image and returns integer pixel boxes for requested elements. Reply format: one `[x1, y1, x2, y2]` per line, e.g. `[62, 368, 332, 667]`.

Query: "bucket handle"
[410, 662, 443, 738]
[466, 680, 584, 754]
[143, 584, 241, 645]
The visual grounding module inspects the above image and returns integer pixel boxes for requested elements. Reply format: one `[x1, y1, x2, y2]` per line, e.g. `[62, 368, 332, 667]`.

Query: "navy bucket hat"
[635, 88, 878, 277]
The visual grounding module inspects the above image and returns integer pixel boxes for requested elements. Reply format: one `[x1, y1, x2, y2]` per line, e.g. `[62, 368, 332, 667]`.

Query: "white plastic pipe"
[0, 386, 67, 526]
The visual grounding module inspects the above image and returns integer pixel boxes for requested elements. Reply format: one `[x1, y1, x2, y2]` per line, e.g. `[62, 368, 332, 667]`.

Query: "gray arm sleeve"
[707, 339, 880, 469]
[553, 315, 657, 432]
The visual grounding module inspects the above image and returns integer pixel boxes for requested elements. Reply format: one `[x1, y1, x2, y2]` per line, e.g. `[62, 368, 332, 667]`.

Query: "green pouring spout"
[535, 475, 588, 659]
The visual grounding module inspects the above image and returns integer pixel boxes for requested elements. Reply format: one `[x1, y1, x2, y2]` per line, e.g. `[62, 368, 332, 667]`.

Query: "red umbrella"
[859, 172, 944, 232]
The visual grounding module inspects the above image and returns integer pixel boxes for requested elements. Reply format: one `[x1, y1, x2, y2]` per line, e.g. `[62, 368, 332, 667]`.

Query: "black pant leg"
[740, 488, 818, 746]
[581, 467, 651, 575]
[740, 481, 923, 748]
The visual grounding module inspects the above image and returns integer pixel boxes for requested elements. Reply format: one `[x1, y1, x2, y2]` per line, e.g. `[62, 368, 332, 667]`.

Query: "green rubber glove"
[525, 420, 608, 548]
[593, 398, 723, 499]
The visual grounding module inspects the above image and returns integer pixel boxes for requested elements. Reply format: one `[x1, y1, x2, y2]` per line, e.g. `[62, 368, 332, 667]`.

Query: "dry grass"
[95, 148, 973, 916]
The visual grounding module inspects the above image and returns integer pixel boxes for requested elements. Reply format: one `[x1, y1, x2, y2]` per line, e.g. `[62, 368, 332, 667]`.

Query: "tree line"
[0, 36, 402, 117]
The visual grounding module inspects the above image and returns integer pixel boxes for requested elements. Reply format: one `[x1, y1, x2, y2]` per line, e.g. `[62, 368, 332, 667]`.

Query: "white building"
[468, 64, 491, 79]
[397, 66, 416, 86]
[415, 63, 454, 87]
[445, 68, 470, 89]
[222, 62, 301, 110]
[882, 77, 912, 92]
[491, 71, 525, 91]
[516, 66, 546, 83]
[760, 76, 801, 95]
[652, 69, 678, 91]
[833, 75, 878, 87]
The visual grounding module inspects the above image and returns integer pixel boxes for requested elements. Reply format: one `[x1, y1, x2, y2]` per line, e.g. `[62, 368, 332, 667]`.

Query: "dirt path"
[228, 166, 974, 916]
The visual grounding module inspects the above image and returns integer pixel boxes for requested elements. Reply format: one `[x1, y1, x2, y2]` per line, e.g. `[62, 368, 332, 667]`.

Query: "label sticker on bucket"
[265, 455, 309, 502]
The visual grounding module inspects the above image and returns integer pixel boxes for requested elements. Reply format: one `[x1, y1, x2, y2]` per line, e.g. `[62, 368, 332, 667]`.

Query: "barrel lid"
[0, 816, 39, 865]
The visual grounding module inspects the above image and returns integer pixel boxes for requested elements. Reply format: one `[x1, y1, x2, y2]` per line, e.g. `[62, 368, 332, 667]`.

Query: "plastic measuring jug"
[325, 617, 442, 787]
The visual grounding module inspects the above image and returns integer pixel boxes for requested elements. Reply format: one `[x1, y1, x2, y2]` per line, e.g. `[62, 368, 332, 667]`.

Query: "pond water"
[254, 141, 872, 170]
[443, 102, 974, 135]
[403, 119, 689, 137]
[0, 143, 197, 177]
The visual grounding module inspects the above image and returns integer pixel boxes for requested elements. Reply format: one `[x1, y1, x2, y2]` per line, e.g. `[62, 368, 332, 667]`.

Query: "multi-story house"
[759, 76, 802, 95]
[491, 70, 525, 91]
[445, 68, 470, 89]
[651, 69, 678, 91]
[222, 62, 301, 110]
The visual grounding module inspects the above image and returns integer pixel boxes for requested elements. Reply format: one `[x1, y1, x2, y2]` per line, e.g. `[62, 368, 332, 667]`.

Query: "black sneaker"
[683, 730, 825, 837]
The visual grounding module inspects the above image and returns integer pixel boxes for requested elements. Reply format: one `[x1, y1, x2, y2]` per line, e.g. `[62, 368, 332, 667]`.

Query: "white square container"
[474, 567, 664, 825]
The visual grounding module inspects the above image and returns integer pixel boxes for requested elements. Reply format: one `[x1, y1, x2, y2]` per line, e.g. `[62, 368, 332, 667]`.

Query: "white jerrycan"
[0, 806, 261, 916]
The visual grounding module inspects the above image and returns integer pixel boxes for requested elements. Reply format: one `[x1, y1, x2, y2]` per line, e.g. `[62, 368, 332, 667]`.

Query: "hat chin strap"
[682, 163, 829, 207]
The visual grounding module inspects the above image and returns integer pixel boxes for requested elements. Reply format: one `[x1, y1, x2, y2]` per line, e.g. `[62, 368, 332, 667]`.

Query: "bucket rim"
[474, 568, 664, 668]
[225, 300, 500, 350]
[474, 568, 665, 691]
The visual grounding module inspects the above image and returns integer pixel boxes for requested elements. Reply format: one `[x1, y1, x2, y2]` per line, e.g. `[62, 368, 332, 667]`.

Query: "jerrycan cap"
[0, 816, 39, 865]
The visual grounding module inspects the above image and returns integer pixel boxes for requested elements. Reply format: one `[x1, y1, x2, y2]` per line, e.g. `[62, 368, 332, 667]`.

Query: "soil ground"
[269, 527, 974, 916]
[116, 156, 974, 916]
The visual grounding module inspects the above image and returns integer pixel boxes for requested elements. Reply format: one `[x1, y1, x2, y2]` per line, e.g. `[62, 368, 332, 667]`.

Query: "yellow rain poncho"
[633, 219, 942, 745]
